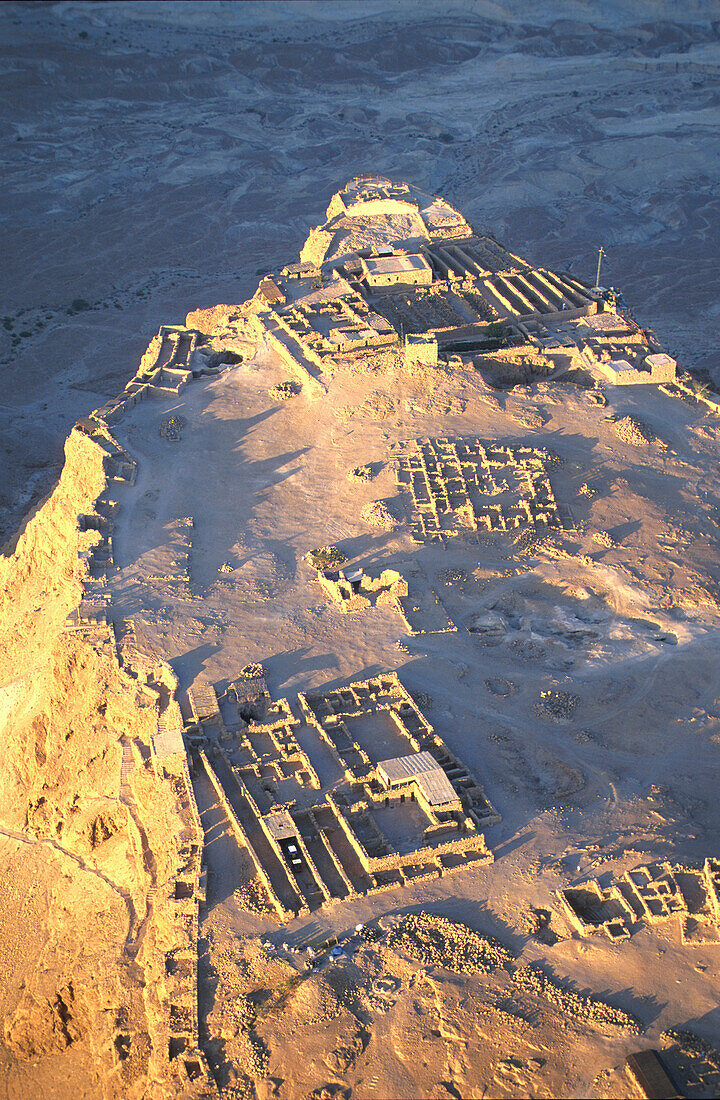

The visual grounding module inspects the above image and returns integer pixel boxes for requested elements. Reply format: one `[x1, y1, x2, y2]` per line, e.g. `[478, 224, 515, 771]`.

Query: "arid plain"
[2, 3, 720, 1099]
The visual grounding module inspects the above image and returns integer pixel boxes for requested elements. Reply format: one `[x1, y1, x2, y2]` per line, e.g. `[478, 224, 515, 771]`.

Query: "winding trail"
[118, 737, 159, 958]
[0, 823, 137, 939]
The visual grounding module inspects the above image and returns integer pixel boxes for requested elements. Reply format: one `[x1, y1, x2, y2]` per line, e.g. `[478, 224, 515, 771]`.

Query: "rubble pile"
[387, 913, 513, 974]
[269, 380, 299, 401]
[348, 464, 373, 482]
[614, 416, 654, 446]
[512, 966, 642, 1032]
[238, 663, 264, 681]
[158, 414, 186, 441]
[360, 500, 396, 531]
[307, 546, 348, 570]
[534, 690, 579, 721]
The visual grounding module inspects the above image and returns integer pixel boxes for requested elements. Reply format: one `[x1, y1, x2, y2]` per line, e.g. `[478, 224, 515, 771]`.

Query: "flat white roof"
[363, 254, 430, 277]
[645, 353, 674, 368]
[263, 810, 298, 841]
[152, 727, 184, 759]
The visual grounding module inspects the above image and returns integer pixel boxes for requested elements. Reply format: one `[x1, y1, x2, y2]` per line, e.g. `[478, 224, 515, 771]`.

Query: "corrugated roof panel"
[378, 750, 439, 783]
[416, 770, 458, 806]
[377, 751, 459, 805]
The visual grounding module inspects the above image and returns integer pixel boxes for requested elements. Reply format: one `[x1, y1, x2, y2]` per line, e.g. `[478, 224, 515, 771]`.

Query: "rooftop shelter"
[378, 750, 462, 810]
[361, 253, 432, 288]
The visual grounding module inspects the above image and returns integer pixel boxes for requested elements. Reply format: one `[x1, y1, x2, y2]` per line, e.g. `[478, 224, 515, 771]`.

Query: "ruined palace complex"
[91, 174, 677, 429]
[41, 176, 717, 1095]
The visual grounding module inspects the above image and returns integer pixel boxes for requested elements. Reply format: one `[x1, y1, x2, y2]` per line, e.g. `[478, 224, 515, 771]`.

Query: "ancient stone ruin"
[557, 859, 720, 946]
[185, 672, 498, 920]
[396, 437, 562, 541]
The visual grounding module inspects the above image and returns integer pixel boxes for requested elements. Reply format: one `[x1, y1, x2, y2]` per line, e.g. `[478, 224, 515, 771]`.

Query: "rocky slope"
[0, 425, 203, 1096]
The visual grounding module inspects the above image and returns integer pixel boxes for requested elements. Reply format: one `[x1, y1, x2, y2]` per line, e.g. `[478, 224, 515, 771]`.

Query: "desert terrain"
[2, 4, 720, 1100]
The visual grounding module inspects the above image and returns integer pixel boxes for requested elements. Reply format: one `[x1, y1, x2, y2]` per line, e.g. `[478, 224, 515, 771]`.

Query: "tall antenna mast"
[596, 245, 605, 287]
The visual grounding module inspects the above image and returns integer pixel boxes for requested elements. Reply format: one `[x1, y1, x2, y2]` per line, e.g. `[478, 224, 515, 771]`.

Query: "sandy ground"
[2, 0, 720, 542]
[99, 300, 720, 1095]
[3, 3, 720, 1098]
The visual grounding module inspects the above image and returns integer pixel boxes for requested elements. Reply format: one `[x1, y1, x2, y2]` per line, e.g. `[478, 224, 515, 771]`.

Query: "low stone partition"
[555, 858, 720, 947]
[301, 809, 356, 899]
[557, 881, 634, 942]
[198, 750, 289, 921]
[262, 320, 326, 397]
[328, 792, 492, 880]
[214, 747, 309, 915]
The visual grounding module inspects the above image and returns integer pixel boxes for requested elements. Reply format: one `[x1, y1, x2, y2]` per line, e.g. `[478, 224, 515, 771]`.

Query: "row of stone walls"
[198, 750, 289, 921]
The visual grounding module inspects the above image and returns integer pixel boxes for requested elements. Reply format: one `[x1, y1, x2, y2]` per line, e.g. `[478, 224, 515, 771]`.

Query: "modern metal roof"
[377, 750, 458, 806]
[378, 750, 437, 781]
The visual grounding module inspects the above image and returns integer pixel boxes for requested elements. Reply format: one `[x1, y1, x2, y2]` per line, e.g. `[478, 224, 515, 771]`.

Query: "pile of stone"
[387, 913, 513, 974]
[268, 380, 299, 401]
[159, 414, 187, 441]
[307, 546, 348, 570]
[360, 500, 396, 531]
[512, 529, 546, 556]
[440, 568, 468, 586]
[662, 1028, 720, 1060]
[614, 416, 654, 446]
[534, 690, 579, 721]
[233, 877, 270, 915]
[512, 965, 641, 1033]
[348, 464, 373, 482]
[239, 663, 264, 681]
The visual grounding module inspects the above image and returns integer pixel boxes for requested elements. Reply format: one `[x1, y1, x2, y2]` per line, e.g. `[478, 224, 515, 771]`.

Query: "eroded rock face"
[0, 421, 205, 1093]
[185, 305, 244, 335]
[5, 985, 83, 1059]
